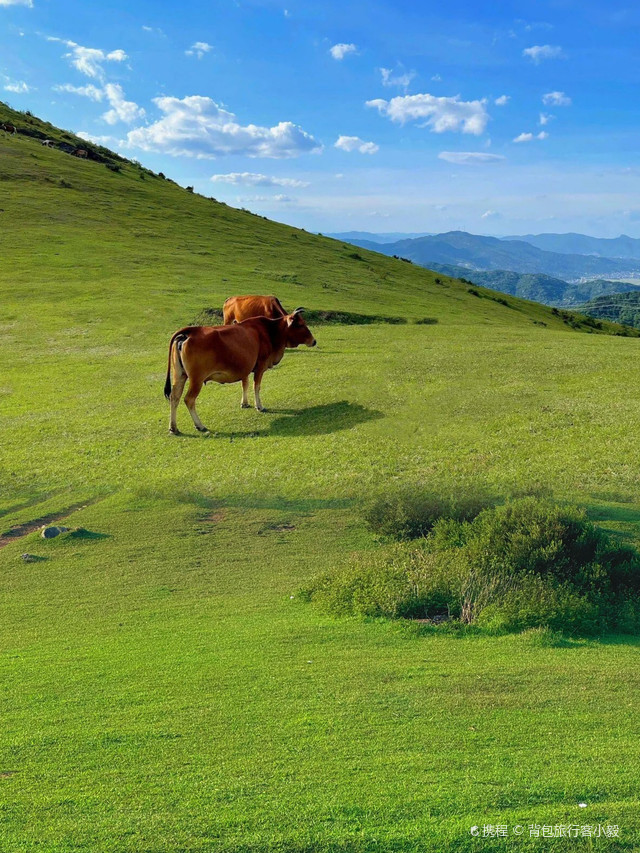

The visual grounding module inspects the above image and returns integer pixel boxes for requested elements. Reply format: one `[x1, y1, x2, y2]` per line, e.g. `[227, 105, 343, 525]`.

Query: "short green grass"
[1, 104, 640, 851]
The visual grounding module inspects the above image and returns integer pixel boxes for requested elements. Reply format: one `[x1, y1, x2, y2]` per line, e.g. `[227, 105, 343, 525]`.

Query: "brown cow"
[73, 148, 88, 158]
[1, 123, 17, 135]
[223, 294, 291, 324]
[164, 310, 316, 434]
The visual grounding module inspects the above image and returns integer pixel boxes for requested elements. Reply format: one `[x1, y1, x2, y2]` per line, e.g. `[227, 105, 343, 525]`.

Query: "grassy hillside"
[423, 263, 640, 308]
[580, 290, 640, 330]
[2, 103, 640, 852]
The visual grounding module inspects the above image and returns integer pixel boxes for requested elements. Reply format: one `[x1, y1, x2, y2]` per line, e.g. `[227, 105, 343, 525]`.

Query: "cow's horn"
[293, 306, 305, 314]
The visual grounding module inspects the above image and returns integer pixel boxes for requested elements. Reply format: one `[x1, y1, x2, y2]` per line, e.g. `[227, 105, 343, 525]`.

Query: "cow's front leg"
[253, 369, 266, 412]
[240, 376, 251, 408]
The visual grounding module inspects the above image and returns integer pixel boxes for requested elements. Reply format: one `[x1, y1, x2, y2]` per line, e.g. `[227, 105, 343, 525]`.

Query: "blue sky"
[2, 0, 639, 236]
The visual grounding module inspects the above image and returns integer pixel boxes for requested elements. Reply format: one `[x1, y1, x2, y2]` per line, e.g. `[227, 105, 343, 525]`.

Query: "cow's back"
[223, 295, 287, 324]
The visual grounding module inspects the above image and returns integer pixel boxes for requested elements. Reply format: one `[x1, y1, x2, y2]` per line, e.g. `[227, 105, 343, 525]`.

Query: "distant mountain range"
[340, 231, 640, 281]
[425, 263, 639, 308]
[503, 232, 640, 260]
[327, 231, 433, 244]
[579, 291, 640, 329]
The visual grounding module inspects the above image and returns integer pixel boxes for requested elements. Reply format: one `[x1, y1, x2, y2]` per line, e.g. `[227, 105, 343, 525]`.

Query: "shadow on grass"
[174, 401, 384, 440]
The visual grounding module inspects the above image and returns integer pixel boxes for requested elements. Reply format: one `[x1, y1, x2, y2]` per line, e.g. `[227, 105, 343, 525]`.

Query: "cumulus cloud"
[53, 82, 104, 101]
[367, 93, 489, 135]
[53, 80, 143, 124]
[127, 95, 322, 159]
[211, 172, 309, 187]
[77, 131, 119, 146]
[102, 83, 145, 125]
[334, 135, 379, 154]
[380, 67, 415, 89]
[494, 94, 510, 106]
[513, 131, 548, 142]
[438, 151, 505, 165]
[48, 37, 127, 80]
[329, 43, 357, 60]
[523, 44, 564, 63]
[185, 41, 212, 59]
[4, 80, 30, 93]
[539, 112, 552, 125]
[237, 194, 294, 203]
[0, 0, 33, 6]
[542, 90, 571, 106]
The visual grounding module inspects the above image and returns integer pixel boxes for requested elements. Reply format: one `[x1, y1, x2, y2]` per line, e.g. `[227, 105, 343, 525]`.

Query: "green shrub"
[363, 485, 494, 540]
[305, 497, 640, 635]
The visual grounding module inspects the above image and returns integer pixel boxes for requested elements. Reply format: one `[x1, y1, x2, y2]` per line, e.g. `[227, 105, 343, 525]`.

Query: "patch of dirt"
[258, 522, 296, 535]
[0, 500, 98, 549]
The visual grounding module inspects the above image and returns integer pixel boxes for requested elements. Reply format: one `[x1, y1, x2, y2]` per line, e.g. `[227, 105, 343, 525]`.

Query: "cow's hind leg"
[169, 371, 187, 435]
[253, 369, 267, 412]
[240, 376, 251, 408]
[184, 377, 209, 433]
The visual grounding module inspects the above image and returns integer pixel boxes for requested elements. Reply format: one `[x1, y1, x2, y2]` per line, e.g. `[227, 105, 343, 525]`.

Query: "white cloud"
[127, 95, 322, 159]
[431, 74, 442, 82]
[334, 135, 379, 154]
[237, 194, 294, 203]
[53, 80, 143, 124]
[53, 83, 104, 101]
[513, 131, 548, 143]
[367, 93, 489, 135]
[142, 25, 165, 36]
[0, 0, 33, 6]
[329, 43, 357, 60]
[102, 83, 145, 125]
[523, 44, 564, 63]
[539, 112, 552, 125]
[185, 41, 213, 59]
[4, 80, 30, 93]
[380, 67, 415, 89]
[48, 37, 128, 80]
[211, 172, 309, 187]
[77, 131, 119, 146]
[542, 90, 571, 106]
[494, 94, 510, 106]
[438, 151, 505, 165]
[481, 209, 500, 219]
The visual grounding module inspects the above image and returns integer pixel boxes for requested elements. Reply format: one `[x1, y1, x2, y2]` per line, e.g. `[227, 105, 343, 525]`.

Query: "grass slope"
[2, 103, 640, 852]
[580, 290, 640, 330]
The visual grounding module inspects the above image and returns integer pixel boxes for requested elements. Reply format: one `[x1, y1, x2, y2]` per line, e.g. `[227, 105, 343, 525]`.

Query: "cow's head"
[285, 308, 316, 348]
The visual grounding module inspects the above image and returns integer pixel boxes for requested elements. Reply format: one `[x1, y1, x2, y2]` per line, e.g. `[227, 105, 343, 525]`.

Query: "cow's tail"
[164, 328, 192, 400]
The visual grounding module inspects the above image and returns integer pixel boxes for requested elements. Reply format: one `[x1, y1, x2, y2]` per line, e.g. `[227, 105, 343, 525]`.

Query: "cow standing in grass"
[223, 294, 290, 324]
[1, 123, 17, 135]
[164, 310, 316, 435]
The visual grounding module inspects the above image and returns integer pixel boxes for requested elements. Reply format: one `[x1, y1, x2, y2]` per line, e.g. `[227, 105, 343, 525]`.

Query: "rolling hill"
[345, 230, 640, 280]
[424, 263, 640, 307]
[503, 232, 640, 259]
[3, 100, 640, 852]
[579, 290, 640, 329]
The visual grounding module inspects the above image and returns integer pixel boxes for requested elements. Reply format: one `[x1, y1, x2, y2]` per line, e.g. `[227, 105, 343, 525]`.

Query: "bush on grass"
[363, 485, 494, 540]
[305, 498, 640, 636]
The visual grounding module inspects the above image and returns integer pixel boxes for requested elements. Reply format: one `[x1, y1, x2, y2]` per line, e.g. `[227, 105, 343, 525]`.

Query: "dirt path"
[0, 501, 94, 549]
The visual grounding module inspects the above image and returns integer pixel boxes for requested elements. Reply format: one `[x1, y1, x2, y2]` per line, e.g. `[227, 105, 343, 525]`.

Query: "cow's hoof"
[196, 425, 210, 433]
[241, 402, 251, 409]
[169, 428, 181, 436]
[257, 407, 267, 413]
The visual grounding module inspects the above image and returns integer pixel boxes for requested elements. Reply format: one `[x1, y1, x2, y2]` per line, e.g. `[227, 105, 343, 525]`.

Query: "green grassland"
[1, 105, 640, 852]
